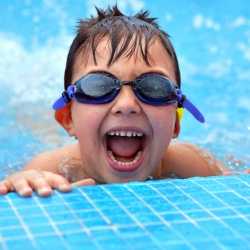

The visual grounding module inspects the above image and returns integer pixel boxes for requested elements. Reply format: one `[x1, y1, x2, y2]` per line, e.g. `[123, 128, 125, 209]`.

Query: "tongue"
[107, 136, 142, 157]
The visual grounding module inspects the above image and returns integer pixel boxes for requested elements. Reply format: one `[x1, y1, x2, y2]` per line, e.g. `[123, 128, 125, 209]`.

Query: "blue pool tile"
[35, 235, 69, 250]
[237, 188, 250, 198]
[134, 212, 161, 224]
[126, 204, 152, 214]
[75, 210, 101, 219]
[62, 194, 89, 203]
[0, 199, 11, 209]
[236, 206, 250, 215]
[0, 217, 20, 228]
[89, 228, 117, 239]
[100, 206, 126, 216]
[215, 192, 249, 206]
[67, 201, 94, 210]
[22, 215, 50, 225]
[16, 206, 44, 217]
[49, 212, 77, 222]
[103, 185, 133, 198]
[219, 237, 249, 250]
[175, 200, 202, 211]
[5, 238, 36, 250]
[1, 227, 27, 239]
[223, 217, 250, 235]
[171, 222, 212, 241]
[210, 208, 237, 217]
[161, 212, 187, 222]
[0, 208, 16, 217]
[28, 224, 55, 235]
[118, 196, 142, 206]
[0, 175, 249, 250]
[107, 214, 136, 226]
[42, 204, 69, 213]
[185, 210, 211, 220]
[191, 240, 224, 250]
[56, 221, 85, 233]
[165, 194, 191, 204]
[160, 242, 193, 250]
[84, 218, 110, 228]
[93, 199, 120, 209]
[128, 185, 158, 197]
[197, 220, 238, 239]
[121, 235, 160, 249]
[96, 238, 129, 250]
[62, 233, 97, 250]
[117, 225, 145, 237]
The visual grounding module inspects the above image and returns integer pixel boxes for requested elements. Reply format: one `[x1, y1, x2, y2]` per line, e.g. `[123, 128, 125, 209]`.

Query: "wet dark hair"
[64, 5, 181, 89]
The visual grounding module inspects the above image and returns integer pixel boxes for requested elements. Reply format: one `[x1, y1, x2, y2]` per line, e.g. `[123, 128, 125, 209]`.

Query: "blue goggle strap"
[53, 86, 205, 123]
[52, 85, 76, 110]
[176, 90, 205, 123]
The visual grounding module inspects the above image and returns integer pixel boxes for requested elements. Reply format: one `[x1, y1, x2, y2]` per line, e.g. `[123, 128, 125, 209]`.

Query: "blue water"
[0, 0, 249, 177]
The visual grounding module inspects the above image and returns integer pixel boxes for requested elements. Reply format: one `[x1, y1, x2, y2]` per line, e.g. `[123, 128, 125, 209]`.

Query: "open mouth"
[104, 129, 146, 172]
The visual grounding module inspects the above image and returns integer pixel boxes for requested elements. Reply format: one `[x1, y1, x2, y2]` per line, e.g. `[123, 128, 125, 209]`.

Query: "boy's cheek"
[150, 112, 176, 137]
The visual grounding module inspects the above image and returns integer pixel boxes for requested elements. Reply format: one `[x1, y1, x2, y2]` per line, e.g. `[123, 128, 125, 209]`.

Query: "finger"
[0, 180, 11, 194]
[71, 178, 96, 187]
[26, 173, 53, 197]
[222, 169, 233, 176]
[43, 171, 71, 192]
[11, 179, 33, 197]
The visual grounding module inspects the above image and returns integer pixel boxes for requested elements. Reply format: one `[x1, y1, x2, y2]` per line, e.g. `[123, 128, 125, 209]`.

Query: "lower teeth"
[108, 150, 142, 166]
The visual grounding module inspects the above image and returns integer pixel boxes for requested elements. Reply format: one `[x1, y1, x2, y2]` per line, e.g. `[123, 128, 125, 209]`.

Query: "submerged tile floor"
[0, 175, 249, 250]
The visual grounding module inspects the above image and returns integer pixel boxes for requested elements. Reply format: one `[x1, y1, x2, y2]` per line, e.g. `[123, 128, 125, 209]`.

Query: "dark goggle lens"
[76, 73, 118, 98]
[74, 73, 177, 105]
[135, 75, 177, 102]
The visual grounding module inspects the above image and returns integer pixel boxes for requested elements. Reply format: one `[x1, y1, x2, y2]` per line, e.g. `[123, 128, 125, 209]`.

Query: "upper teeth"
[107, 131, 144, 137]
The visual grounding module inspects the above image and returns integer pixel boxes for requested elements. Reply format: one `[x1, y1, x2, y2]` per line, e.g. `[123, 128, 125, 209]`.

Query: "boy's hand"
[0, 170, 95, 197]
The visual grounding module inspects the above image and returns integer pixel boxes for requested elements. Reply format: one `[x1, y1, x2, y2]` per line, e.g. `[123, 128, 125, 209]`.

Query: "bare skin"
[0, 141, 225, 197]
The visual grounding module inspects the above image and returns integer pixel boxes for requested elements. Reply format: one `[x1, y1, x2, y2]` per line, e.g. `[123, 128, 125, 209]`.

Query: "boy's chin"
[100, 166, 151, 184]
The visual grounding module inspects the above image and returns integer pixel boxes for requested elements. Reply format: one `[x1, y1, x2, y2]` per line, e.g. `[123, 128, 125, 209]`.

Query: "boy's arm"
[161, 142, 225, 178]
[24, 143, 81, 173]
[0, 143, 95, 197]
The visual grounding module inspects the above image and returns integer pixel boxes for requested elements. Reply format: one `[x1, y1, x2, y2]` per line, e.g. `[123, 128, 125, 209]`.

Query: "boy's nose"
[111, 86, 141, 116]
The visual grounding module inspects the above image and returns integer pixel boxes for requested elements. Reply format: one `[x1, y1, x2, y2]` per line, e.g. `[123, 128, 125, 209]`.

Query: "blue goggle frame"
[53, 72, 205, 123]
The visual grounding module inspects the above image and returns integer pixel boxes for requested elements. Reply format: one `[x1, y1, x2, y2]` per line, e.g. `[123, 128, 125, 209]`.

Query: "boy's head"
[64, 5, 181, 90]
[53, 6, 203, 183]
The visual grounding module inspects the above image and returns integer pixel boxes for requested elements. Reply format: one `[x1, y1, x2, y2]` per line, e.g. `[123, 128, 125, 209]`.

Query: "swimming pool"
[0, 1, 249, 249]
[0, 0, 249, 177]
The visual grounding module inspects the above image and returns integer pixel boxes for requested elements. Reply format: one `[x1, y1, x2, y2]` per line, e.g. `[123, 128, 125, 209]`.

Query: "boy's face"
[66, 37, 179, 183]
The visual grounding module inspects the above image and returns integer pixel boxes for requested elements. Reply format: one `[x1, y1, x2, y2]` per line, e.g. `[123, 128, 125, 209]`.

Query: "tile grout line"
[78, 187, 120, 250]
[55, 191, 91, 235]
[5, 195, 37, 249]
[193, 178, 250, 222]
[120, 184, 196, 250]
[32, 195, 72, 250]
[172, 179, 249, 246]
[101, 185, 171, 250]
[149, 182, 227, 248]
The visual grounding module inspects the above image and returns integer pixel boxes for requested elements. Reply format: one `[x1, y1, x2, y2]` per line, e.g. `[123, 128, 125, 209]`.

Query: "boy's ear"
[173, 110, 181, 138]
[54, 103, 76, 137]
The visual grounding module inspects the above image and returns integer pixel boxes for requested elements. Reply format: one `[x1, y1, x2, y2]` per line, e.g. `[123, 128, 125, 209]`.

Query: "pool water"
[0, 0, 250, 178]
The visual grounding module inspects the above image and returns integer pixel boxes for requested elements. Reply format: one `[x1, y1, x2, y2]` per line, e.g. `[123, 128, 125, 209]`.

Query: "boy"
[0, 6, 225, 197]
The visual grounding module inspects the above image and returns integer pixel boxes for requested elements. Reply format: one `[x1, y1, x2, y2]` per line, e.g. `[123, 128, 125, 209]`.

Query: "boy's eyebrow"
[87, 70, 118, 79]
[142, 70, 171, 79]
[87, 69, 171, 80]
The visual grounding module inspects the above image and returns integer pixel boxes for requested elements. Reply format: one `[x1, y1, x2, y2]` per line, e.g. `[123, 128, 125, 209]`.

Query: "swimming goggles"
[53, 72, 205, 123]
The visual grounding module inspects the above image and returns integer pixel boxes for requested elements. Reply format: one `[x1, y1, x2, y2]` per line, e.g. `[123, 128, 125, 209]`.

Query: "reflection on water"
[0, 0, 249, 178]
